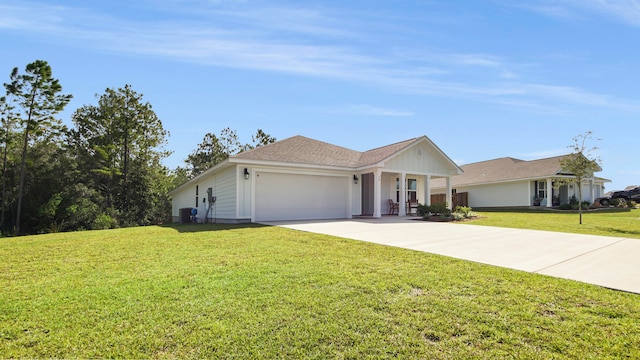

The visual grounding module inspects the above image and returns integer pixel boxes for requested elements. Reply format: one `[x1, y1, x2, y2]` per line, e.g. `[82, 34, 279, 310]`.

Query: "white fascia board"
[168, 159, 232, 195]
[355, 162, 385, 172]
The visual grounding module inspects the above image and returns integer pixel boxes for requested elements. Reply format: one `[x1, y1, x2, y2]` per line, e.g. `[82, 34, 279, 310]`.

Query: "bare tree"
[559, 131, 601, 225]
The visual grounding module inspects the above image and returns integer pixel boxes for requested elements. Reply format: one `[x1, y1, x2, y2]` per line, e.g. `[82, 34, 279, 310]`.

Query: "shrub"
[609, 198, 634, 208]
[92, 214, 118, 230]
[416, 203, 429, 217]
[417, 203, 451, 218]
[558, 203, 573, 210]
[418, 204, 477, 221]
[454, 206, 477, 218]
[452, 212, 466, 221]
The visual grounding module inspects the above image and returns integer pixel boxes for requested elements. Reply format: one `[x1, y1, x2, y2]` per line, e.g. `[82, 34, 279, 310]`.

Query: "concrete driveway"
[263, 216, 640, 294]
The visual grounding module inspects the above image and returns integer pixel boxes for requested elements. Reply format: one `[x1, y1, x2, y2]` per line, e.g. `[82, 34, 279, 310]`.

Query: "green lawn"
[468, 208, 640, 239]
[1, 224, 639, 358]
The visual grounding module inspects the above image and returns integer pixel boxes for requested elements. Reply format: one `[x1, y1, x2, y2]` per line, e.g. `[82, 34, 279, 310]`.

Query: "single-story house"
[170, 135, 462, 223]
[430, 155, 610, 208]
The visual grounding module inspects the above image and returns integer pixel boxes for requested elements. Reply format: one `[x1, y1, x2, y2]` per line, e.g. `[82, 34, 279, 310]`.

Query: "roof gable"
[356, 138, 420, 167]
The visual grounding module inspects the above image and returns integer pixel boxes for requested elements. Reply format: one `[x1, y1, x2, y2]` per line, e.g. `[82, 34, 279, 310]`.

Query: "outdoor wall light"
[244, 168, 250, 180]
[353, 174, 359, 184]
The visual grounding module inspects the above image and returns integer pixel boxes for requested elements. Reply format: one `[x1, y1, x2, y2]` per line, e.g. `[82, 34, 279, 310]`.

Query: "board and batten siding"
[211, 166, 237, 220]
[384, 145, 453, 176]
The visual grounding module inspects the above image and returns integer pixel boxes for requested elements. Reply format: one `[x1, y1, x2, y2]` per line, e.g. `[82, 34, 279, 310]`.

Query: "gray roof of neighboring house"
[231, 135, 420, 168]
[431, 155, 608, 188]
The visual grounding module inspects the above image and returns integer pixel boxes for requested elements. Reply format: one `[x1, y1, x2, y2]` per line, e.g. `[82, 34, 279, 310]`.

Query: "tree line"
[1, 60, 274, 235]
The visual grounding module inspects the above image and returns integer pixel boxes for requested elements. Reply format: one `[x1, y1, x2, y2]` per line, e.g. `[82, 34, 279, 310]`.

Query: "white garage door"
[255, 172, 349, 221]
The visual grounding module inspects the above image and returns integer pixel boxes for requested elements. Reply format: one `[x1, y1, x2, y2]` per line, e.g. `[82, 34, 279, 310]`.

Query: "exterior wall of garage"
[212, 167, 238, 221]
[171, 184, 199, 222]
[170, 166, 240, 223]
[248, 166, 354, 222]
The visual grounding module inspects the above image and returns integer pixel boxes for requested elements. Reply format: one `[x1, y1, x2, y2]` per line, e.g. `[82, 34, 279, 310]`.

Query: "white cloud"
[341, 104, 414, 117]
[3, 1, 640, 115]
[500, 70, 519, 79]
[515, 0, 640, 26]
[449, 54, 503, 67]
[580, 0, 640, 26]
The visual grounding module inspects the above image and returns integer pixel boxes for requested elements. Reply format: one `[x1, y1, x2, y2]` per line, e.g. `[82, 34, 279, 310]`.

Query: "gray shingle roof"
[232, 135, 420, 168]
[432, 155, 586, 188]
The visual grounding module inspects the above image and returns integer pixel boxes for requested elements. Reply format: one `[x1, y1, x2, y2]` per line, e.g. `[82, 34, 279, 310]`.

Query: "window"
[407, 179, 417, 201]
[537, 181, 547, 199]
[195, 185, 199, 207]
[396, 177, 417, 202]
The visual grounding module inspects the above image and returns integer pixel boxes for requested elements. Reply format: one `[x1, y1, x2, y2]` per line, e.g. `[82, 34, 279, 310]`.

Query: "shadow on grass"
[595, 227, 640, 237]
[162, 222, 269, 233]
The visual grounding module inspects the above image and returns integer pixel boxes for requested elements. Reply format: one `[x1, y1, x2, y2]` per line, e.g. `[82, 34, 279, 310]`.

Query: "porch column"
[590, 178, 595, 203]
[399, 172, 407, 216]
[546, 178, 553, 207]
[446, 176, 452, 210]
[425, 175, 431, 206]
[373, 168, 382, 218]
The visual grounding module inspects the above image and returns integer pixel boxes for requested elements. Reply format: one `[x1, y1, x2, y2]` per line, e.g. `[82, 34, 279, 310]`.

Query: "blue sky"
[1, 0, 638, 192]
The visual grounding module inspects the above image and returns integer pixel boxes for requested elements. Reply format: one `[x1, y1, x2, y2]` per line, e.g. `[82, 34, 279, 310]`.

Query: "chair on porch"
[388, 199, 399, 215]
[406, 200, 419, 216]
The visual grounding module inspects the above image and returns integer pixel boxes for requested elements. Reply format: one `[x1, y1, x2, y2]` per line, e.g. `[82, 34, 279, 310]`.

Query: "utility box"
[179, 208, 193, 223]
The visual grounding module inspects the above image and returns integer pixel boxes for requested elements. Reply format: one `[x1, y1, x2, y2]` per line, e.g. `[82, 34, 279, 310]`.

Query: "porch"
[358, 170, 455, 218]
[532, 178, 603, 207]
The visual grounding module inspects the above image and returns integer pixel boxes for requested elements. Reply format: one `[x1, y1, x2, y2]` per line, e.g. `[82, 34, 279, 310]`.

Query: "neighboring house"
[170, 135, 462, 223]
[430, 155, 610, 208]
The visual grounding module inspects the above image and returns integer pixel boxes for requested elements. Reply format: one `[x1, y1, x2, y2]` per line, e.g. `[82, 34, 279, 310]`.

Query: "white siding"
[382, 174, 392, 213]
[213, 167, 237, 219]
[170, 166, 238, 222]
[384, 144, 453, 176]
[171, 185, 198, 220]
[351, 176, 361, 216]
[457, 181, 531, 207]
[238, 166, 252, 218]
